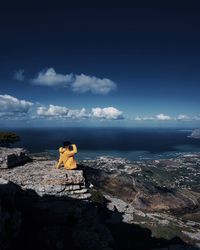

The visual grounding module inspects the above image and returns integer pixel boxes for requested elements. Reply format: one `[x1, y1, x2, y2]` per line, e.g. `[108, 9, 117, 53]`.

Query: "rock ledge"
[0, 153, 91, 200]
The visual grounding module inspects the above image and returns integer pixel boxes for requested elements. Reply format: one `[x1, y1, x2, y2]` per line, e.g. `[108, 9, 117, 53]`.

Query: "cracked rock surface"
[0, 153, 90, 200]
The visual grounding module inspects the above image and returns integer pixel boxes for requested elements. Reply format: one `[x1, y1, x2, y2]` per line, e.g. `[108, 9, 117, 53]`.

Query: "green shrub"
[0, 131, 20, 145]
[90, 190, 105, 205]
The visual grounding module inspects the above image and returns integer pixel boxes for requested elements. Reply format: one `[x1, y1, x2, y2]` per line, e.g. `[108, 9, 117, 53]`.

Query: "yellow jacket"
[56, 144, 77, 170]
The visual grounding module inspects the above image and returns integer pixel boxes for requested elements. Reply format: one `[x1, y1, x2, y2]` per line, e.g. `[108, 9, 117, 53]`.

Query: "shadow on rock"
[0, 179, 198, 250]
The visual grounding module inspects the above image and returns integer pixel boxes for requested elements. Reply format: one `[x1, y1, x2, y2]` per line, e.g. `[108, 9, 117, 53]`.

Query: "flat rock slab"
[0, 147, 29, 168]
[0, 157, 90, 199]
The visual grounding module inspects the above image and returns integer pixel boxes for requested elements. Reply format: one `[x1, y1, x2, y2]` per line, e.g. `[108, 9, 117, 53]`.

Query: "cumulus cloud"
[135, 113, 173, 121]
[135, 113, 200, 122]
[14, 69, 25, 81]
[193, 115, 200, 121]
[72, 74, 116, 95]
[0, 94, 33, 120]
[30, 68, 116, 95]
[36, 105, 123, 120]
[37, 105, 68, 117]
[31, 68, 73, 86]
[177, 114, 190, 121]
[36, 105, 89, 119]
[135, 116, 155, 121]
[91, 107, 124, 120]
[0, 92, 123, 122]
[155, 113, 172, 121]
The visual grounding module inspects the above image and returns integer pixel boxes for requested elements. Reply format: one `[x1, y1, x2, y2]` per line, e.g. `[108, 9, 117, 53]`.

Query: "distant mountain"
[188, 128, 200, 139]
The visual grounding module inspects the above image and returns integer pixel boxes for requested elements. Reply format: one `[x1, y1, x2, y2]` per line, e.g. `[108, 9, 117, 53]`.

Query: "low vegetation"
[90, 189, 105, 206]
[0, 131, 20, 146]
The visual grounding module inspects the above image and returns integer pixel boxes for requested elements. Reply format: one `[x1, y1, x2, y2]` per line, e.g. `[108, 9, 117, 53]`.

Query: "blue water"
[10, 127, 200, 161]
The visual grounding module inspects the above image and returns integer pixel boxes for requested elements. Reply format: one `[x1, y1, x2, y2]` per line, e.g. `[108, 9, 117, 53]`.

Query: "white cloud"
[0, 94, 33, 112]
[134, 113, 200, 122]
[156, 113, 172, 121]
[0, 93, 123, 122]
[0, 94, 33, 120]
[72, 74, 116, 95]
[36, 104, 89, 119]
[135, 116, 155, 121]
[37, 105, 68, 117]
[135, 116, 142, 121]
[31, 68, 73, 86]
[135, 113, 173, 121]
[67, 108, 89, 119]
[177, 114, 190, 121]
[36, 105, 123, 120]
[30, 68, 116, 95]
[14, 69, 25, 81]
[91, 107, 124, 120]
[193, 115, 200, 121]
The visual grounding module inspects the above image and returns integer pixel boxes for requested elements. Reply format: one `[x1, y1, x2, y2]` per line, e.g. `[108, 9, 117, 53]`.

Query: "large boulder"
[0, 147, 30, 168]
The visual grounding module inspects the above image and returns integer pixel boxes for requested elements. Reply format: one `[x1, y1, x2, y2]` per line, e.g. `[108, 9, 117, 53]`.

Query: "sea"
[10, 127, 200, 161]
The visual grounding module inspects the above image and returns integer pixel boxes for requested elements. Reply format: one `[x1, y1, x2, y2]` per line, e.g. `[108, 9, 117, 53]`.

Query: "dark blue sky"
[0, 1, 200, 127]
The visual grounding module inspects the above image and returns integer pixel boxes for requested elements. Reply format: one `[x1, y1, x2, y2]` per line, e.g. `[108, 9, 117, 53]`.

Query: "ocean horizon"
[7, 127, 200, 161]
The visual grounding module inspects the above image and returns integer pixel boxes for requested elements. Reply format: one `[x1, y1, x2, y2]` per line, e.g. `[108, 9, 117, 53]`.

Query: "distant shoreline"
[29, 149, 200, 164]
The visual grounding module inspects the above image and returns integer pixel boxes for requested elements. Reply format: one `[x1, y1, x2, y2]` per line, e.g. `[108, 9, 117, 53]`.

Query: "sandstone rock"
[0, 147, 29, 168]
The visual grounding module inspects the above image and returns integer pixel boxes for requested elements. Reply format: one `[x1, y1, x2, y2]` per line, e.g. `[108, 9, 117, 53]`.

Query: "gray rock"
[0, 177, 9, 184]
[0, 153, 90, 200]
[0, 147, 29, 168]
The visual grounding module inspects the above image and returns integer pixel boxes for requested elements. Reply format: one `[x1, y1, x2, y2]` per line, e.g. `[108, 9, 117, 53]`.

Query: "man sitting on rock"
[56, 141, 77, 170]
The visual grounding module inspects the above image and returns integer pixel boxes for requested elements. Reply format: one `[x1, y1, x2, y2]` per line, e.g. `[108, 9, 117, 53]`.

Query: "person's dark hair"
[63, 141, 71, 147]
[63, 141, 74, 151]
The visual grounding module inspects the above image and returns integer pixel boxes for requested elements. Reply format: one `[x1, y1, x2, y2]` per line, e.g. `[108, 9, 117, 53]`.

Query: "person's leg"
[56, 153, 64, 168]
[76, 164, 83, 170]
[76, 164, 88, 186]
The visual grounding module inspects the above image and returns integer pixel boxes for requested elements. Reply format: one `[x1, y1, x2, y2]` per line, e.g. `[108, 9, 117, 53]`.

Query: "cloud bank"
[36, 105, 89, 119]
[0, 94, 33, 120]
[29, 68, 117, 95]
[1, 94, 199, 124]
[0, 94, 123, 121]
[37, 105, 123, 120]
[135, 113, 200, 122]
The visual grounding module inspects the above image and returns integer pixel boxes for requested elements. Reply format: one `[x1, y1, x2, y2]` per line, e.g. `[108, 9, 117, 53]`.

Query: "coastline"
[1, 147, 200, 249]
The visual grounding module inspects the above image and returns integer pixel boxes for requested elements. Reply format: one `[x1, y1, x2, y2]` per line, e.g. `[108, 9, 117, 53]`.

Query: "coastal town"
[1, 147, 200, 249]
